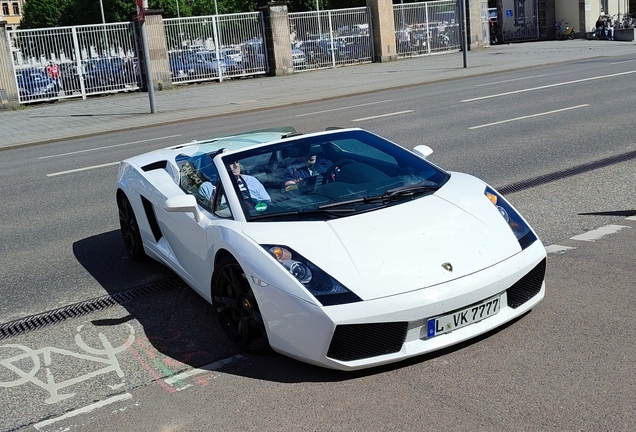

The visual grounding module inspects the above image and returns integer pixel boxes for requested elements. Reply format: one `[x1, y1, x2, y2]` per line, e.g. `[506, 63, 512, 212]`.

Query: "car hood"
[243, 174, 522, 300]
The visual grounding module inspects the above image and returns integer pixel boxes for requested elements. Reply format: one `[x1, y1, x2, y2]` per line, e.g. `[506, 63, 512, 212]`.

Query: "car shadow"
[73, 230, 528, 384]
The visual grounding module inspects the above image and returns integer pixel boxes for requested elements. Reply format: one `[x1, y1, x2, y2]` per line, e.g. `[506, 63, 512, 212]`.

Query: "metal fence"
[393, 0, 461, 58]
[8, 23, 140, 104]
[164, 12, 267, 84]
[498, 0, 539, 43]
[288, 8, 373, 72]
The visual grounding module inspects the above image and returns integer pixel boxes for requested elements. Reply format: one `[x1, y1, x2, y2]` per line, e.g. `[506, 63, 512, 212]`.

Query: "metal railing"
[394, 1, 461, 58]
[163, 12, 267, 84]
[288, 8, 373, 72]
[8, 23, 140, 104]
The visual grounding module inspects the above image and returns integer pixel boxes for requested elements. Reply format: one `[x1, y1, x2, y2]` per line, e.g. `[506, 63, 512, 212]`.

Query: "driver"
[284, 145, 332, 192]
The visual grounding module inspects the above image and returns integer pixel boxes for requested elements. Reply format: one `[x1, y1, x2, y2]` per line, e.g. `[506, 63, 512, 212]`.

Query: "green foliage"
[20, 0, 369, 28]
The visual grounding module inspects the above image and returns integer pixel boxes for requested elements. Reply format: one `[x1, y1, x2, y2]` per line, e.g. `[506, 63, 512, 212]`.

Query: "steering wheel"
[322, 159, 356, 185]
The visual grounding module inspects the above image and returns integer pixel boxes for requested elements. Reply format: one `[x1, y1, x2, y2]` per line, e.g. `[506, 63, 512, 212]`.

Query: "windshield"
[216, 129, 449, 221]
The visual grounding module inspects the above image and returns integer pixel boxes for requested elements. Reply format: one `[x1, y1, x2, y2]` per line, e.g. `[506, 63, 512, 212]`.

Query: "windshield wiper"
[248, 207, 357, 221]
[318, 183, 440, 209]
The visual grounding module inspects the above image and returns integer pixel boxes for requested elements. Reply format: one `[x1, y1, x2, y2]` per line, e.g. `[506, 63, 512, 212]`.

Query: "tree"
[20, 0, 71, 29]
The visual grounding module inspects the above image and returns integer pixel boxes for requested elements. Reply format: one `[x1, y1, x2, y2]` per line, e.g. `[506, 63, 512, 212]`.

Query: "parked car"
[116, 127, 546, 371]
[16, 68, 59, 101]
[291, 48, 307, 68]
[187, 50, 228, 76]
[82, 58, 132, 92]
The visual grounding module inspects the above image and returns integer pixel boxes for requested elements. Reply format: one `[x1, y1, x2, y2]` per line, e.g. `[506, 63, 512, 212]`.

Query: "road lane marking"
[39, 134, 182, 159]
[33, 393, 132, 430]
[461, 70, 636, 102]
[474, 74, 549, 87]
[610, 59, 635, 64]
[469, 105, 588, 129]
[296, 100, 393, 117]
[545, 245, 577, 254]
[47, 161, 119, 177]
[352, 110, 413, 122]
[570, 224, 631, 242]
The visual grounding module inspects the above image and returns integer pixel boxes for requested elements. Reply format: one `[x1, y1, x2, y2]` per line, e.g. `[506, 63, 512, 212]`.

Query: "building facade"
[0, 0, 24, 31]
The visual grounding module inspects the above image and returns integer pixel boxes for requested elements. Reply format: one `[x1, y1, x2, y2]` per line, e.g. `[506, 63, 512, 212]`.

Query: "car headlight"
[263, 245, 362, 306]
[484, 186, 537, 250]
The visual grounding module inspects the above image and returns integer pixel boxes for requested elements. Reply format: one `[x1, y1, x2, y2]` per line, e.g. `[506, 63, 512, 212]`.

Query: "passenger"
[228, 161, 272, 205]
[284, 145, 332, 192]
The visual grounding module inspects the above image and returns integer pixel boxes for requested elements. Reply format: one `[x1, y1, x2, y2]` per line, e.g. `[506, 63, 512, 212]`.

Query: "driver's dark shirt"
[284, 158, 333, 184]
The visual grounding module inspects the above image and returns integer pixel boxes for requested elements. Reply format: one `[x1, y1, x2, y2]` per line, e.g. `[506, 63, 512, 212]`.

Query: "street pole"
[176, 0, 180, 18]
[140, 0, 156, 113]
[99, 0, 110, 57]
[214, 0, 219, 16]
[459, 0, 467, 68]
[316, 0, 321, 37]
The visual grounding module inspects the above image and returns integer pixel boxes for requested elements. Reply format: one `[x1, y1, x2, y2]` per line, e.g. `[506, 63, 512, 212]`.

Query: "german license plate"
[426, 295, 500, 338]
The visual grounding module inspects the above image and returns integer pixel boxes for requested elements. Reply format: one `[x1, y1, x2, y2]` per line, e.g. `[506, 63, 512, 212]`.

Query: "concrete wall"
[0, 21, 19, 110]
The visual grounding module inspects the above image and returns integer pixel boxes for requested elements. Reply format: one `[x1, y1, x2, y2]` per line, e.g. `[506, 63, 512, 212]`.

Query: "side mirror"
[164, 195, 202, 222]
[412, 145, 434, 159]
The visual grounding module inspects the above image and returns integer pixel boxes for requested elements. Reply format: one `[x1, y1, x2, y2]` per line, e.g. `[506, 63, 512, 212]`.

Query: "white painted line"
[352, 110, 413, 122]
[47, 161, 120, 177]
[545, 244, 577, 254]
[473, 74, 549, 87]
[164, 354, 245, 386]
[295, 100, 393, 117]
[570, 224, 631, 242]
[610, 59, 635, 65]
[469, 105, 588, 129]
[39, 135, 182, 159]
[34, 393, 132, 430]
[626, 216, 636, 221]
[461, 70, 636, 102]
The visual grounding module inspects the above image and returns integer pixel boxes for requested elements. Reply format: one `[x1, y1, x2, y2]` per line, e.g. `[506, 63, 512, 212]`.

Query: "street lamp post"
[316, 0, 322, 38]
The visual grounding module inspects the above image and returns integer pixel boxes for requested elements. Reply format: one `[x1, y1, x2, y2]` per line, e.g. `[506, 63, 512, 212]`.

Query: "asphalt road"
[1, 57, 635, 431]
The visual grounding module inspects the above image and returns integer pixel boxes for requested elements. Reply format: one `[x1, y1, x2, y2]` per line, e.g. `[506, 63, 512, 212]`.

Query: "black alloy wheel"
[117, 193, 146, 261]
[212, 255, 270, 353]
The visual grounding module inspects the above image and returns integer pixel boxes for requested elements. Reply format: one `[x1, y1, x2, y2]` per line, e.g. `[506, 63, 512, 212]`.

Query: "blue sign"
[506, 9, 513, 17]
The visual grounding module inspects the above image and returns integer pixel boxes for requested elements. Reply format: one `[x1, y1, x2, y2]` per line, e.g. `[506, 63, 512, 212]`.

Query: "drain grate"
[0, 277, 187, 340]
[497, 149, 636, 195]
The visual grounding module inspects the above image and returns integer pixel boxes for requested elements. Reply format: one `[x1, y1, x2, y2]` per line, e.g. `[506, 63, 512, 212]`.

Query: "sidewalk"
[1, 40, 634, 150]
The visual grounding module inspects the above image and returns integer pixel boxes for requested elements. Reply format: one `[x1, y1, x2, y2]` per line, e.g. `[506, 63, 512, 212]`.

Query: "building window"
[2, 3, 10, 16]
[12, 2, 19, 15]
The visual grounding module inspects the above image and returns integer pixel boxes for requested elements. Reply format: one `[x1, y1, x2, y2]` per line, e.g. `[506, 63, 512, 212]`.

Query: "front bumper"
[258, 241, 546, 371]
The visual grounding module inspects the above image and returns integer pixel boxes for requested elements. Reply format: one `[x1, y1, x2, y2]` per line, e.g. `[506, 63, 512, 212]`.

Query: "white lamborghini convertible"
[117, 127, 546, 371]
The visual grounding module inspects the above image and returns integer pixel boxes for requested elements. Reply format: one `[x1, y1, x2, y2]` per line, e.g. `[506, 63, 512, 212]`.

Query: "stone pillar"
[367, 0, 397, 62]
[260, 1, 293, 76]
[467, 0, 487, 49]
[136, 10, 172, 91]
[0, 21, 19, 109]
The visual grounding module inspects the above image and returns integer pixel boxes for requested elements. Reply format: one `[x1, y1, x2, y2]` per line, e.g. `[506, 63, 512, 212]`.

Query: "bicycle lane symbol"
[0, 323, 135, 404]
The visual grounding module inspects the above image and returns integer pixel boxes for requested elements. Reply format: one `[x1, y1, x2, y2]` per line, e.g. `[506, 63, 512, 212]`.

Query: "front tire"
[212, 255, 270, 353]
[117, 193, 146, 261]
[555, 30, 564, 40]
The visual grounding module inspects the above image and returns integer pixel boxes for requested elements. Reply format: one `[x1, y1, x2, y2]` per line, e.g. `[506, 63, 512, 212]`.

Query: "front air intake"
[507, 258, 546, 308]
[327, 322, 408, 362]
